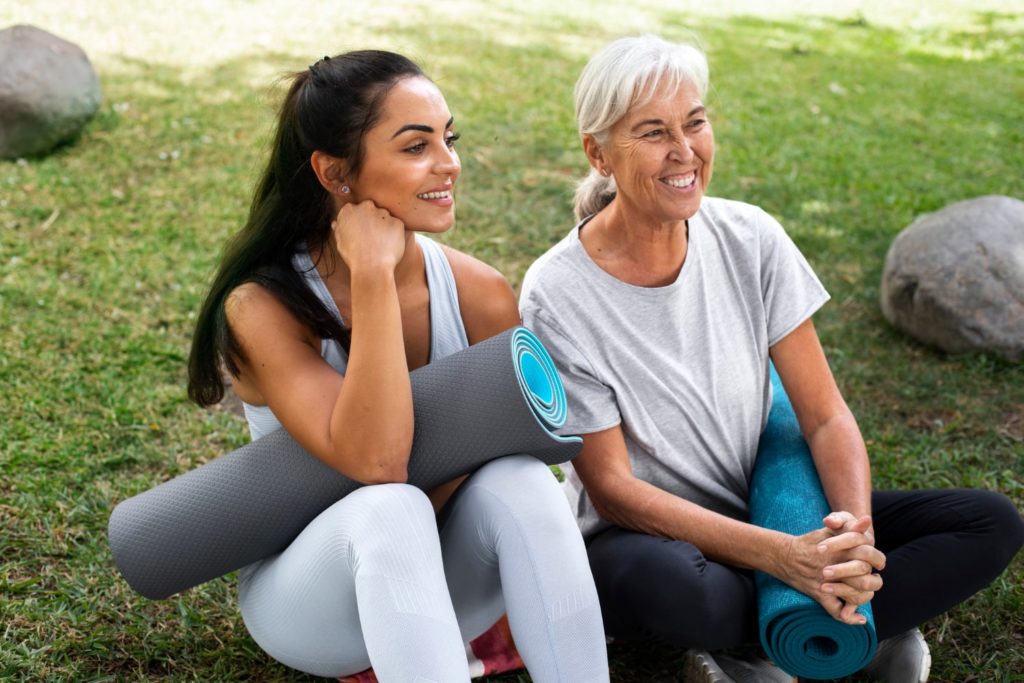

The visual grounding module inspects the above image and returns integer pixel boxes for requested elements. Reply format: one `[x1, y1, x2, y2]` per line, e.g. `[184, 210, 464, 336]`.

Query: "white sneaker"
[861, 628, 931, 682]
[682, 649, 795, 683]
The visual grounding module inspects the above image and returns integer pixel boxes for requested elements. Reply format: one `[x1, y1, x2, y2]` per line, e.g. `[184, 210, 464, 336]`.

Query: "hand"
[775, 526, 883, 625]
[818, 512, 885, 621]
[331, 200, 407, 275]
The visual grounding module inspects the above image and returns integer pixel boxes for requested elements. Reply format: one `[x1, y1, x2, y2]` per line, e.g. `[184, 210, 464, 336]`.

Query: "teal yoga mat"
[109, 327, 581, 600]
[749, 365, 877, 680]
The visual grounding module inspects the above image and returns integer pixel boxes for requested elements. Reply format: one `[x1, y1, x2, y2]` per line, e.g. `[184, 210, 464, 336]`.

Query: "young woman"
[187, 50, 608, 682]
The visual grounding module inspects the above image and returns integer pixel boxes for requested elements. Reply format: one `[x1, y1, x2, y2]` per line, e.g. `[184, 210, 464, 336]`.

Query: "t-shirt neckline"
[570, 207, 702, 296]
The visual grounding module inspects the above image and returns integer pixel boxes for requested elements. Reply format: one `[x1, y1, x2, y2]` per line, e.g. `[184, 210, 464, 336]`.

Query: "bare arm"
[574, 413, 876, 625]
[227, 201, 414, 484]
[770, 318, 884, 617]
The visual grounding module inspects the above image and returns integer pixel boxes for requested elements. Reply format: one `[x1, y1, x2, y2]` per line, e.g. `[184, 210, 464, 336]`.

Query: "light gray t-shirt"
[519, 197, 830, 538]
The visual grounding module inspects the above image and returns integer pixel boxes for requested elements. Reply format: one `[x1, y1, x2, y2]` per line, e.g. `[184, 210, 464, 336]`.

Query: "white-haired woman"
[519, 35, 1023, 682]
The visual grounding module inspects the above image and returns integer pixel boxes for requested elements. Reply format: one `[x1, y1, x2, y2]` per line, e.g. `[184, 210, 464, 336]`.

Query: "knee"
[465, 456, 571, 524]
[335, 483, 437, 555]
[971, 489, 1024, 562]
[593, 540, 748, 647]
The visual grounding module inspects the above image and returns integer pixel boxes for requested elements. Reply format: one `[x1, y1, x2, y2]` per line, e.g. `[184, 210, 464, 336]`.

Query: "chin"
[412, 219, 455, 234]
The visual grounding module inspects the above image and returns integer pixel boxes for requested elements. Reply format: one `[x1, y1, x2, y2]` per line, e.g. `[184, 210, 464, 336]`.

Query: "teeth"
[664, 173, 696, 188]
[417, 191, 451, 200]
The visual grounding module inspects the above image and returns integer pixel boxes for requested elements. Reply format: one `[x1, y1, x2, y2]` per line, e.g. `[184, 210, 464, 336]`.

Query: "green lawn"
[1, 1, 1022, 680]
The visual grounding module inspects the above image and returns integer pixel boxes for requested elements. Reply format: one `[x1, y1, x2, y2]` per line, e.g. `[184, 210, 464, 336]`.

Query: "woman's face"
[597, 77, 714, 224]
[348, 76, 461, 233]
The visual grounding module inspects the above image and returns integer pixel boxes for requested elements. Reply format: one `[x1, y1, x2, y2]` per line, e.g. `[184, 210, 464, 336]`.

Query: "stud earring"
[341, 185, 350, 194]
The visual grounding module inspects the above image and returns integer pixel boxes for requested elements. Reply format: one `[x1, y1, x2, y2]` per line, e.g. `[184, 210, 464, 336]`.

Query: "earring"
[341, 185, 350, 194]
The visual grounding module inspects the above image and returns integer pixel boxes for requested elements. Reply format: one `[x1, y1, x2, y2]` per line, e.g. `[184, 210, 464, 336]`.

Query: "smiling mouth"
[662, 171, 697, 189]
[417, 190, 452, 200]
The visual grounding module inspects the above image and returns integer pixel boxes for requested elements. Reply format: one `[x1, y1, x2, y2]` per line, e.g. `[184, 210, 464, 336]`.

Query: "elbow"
[589, 486, 629, 527]
[356, 464, 409, 485]
[333, 440, 411, 485]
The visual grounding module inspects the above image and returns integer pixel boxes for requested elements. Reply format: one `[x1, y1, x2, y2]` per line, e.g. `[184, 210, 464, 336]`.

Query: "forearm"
[806, 410, 872, 520]
[330, 268, 414, 481]
[593, 473, 791, 575]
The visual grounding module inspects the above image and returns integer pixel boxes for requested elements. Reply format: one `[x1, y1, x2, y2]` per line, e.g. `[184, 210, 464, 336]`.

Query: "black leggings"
[587, 489, 1023, 649]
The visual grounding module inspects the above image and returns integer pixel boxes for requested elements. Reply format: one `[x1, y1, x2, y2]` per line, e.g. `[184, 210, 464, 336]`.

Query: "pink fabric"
[337, 615, 524, 682]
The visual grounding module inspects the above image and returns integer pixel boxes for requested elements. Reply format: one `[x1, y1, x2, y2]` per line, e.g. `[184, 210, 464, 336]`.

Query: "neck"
[582, 198, 690, 286]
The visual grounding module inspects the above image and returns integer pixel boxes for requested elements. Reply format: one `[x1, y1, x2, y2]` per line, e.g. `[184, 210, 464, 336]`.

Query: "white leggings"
[238, 455, 608, 682]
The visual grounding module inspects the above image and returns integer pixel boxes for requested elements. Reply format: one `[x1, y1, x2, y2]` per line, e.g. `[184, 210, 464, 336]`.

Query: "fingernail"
[823, 568, 834, 578]
[818, 544, 828, 553]
[822, 584, 833, 593]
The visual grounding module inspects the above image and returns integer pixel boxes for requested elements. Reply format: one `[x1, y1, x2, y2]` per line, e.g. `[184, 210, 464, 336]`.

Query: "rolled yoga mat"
[109, 327, 581, 600]
[749, 365, 877, 680]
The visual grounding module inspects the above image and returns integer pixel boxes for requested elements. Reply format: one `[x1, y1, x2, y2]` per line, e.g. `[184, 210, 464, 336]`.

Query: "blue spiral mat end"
[750, 364, 877, 679]
[512, 327, 570, 431]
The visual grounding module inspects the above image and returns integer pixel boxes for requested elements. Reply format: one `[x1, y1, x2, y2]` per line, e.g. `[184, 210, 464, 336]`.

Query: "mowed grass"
[1, 1, 1022, 681]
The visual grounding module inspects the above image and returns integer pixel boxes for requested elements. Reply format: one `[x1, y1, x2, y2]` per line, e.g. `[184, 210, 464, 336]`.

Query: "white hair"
[572, 35, 709, 220]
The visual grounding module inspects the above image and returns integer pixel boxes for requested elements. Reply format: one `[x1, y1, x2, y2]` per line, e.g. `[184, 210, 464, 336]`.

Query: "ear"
[582, 134, 609, 177]
[310, 151, 351, 197]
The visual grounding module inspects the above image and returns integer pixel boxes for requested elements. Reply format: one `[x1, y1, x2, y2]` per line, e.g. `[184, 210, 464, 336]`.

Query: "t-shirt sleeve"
[757, 208, 831, 346]
[521, 308, 621, 435]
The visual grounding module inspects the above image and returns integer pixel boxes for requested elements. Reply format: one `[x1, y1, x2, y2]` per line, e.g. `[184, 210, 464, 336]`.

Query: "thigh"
[586, 526, 758, 649]
[438, 455, 585, 641]
[869, 488, 1024, 640]
[239, 483, 439, 678]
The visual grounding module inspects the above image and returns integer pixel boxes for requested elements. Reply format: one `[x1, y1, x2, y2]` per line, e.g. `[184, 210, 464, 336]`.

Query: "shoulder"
[224, 281, 314, 348]
[440, 244, 521, 342]
[698, 197, 777, 233]
[520, 227, 582, 307]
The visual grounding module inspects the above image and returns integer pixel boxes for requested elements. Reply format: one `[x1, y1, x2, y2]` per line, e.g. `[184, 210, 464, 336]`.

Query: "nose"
[435, 145, 461, 181]
[668, 132, 694, 163]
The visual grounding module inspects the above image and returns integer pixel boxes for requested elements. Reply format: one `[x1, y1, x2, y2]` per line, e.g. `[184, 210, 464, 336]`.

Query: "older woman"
[520, 35, 1023, 682]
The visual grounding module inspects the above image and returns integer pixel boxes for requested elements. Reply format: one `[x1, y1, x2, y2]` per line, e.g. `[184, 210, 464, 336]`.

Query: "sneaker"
[861, 628, 931, 682]
[682, 649, 795, 683]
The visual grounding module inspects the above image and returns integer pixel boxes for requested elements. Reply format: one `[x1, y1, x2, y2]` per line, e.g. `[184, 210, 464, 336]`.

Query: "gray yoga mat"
[108, 327, 581, 600]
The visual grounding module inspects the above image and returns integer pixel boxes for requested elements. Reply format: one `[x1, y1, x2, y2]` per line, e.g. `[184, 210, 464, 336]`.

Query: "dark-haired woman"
[187, 51, 608, 681]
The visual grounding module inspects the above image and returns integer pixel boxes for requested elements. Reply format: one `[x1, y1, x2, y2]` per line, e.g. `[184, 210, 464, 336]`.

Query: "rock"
[0, 25, 101, 159]
[880, 195, 1024, 361]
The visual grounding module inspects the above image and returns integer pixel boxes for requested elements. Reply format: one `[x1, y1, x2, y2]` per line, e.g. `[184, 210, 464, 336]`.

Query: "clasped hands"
[779, 511, 885, 626]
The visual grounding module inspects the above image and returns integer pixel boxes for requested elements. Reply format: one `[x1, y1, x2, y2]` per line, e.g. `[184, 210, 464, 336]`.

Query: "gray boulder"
[0, 25, 101, 159]
[880, 195, 1024, 361]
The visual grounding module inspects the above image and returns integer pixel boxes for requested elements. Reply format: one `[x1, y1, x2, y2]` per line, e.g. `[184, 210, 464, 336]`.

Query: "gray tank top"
[242, 234, 470, 439]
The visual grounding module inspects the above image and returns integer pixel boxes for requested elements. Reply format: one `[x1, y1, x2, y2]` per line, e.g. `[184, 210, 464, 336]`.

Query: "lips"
[662, 171, 697, 189]
[417, 189, 452, 200]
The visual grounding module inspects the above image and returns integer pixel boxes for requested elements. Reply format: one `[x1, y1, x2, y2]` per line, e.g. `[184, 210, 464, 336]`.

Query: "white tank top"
[241, 234, 470, 439]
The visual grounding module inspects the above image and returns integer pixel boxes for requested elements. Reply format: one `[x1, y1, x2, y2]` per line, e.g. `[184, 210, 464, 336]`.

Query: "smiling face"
[347, 76, 462, 233]
[589, 77, 714, 225]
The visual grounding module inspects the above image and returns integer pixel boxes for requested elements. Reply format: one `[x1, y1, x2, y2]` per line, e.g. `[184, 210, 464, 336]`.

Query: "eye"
[404, 141, 427, 154]
[642, 129, 664, 139]
[687, 118, 707, 130]
[445, 131, 461, 149]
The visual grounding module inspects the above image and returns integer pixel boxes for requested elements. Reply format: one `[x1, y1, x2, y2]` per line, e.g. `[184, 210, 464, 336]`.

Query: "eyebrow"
[631, 106, 706, 132]
[391, 116, 455, 139]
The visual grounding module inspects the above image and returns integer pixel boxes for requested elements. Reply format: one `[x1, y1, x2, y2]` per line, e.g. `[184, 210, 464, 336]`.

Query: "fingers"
[821, 574, 881, 602]
[815, 593, 869, 625]
[823, 512, 873, 537]
[822, 559, 876, 582]
[839, 600, 869, 624]
[823, 511, 856, 531]
[817, 529, 878, 555]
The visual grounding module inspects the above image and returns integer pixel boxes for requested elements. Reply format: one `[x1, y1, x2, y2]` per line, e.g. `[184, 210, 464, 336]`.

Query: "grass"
[1, 1, 1022, 680]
